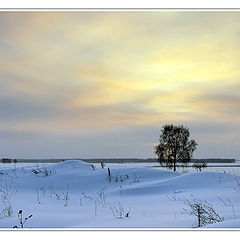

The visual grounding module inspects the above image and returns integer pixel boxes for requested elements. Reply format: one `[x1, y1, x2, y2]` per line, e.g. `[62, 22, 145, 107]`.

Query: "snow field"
[0, 160, 239, 228]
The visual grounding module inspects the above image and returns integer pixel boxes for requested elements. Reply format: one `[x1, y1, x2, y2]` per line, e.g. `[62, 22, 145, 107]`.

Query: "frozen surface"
[0, 160, 239, 229]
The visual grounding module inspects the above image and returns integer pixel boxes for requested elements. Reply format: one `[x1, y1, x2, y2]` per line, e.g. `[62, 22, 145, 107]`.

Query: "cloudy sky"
[0, 11, 240, 159]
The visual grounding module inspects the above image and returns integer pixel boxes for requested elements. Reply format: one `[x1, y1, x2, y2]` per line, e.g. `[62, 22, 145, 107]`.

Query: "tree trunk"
[173, 160, 176, 171]
[197, 207, 201, 227]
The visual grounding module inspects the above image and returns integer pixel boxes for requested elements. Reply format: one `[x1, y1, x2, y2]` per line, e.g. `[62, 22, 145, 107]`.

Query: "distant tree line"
[1, 158, 17, 164]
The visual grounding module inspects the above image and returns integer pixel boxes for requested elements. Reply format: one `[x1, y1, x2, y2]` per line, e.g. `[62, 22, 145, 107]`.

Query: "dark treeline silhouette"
[1, 158, 235, 164]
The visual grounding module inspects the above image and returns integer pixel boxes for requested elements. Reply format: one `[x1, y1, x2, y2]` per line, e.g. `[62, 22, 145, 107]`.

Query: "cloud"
[0, 11, 240, 158]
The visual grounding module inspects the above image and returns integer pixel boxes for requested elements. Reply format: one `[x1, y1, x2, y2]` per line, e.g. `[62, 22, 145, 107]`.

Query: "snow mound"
[119, 171, 239, 196]
[49, 159, 92, 171]
[0, 161, 239, 228]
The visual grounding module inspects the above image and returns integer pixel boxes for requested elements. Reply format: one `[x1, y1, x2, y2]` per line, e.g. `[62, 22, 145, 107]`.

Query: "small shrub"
[13, 210, 32, 229]
[90, 164, 96, 171]
[63, 184, 70, 206]
[53, 191, 61, 200]
[32, 168, 40, 175]
[114, 174, 129, 183]
[193, 161, 207, 172]
[31, 164, 55, 177]
[107, 168, 112, 182]
[167, 191, 178, 201]
[0, 175, 15, 218]
[133, 174, 140, 183]
[109, 202, 131, 219]
[234, 178, 240, 192]
[82, 192, 93, 201]
[100, 162, 105, 169]
[0, 205, 13, 218]
[93, 197, 100, 216]
[217, 197, 236, 219]
[36, 187, 41, 204]
[182, 195, 224, 227]
[98, 188, 106, 207]
[21, 167, 27, 174]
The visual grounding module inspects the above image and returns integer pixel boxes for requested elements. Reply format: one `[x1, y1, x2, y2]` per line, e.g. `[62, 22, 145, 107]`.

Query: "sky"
[0, 11, 240, 159]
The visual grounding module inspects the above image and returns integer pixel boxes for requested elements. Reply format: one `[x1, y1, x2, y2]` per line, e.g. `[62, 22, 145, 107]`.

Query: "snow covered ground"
[0, 160, 239, 229]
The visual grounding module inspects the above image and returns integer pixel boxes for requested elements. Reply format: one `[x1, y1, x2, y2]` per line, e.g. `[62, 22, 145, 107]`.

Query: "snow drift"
[0, 160, 239, 228]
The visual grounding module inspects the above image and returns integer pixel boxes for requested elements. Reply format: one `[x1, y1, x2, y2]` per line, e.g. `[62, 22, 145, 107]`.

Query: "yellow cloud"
[1, 11, 240, 133]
